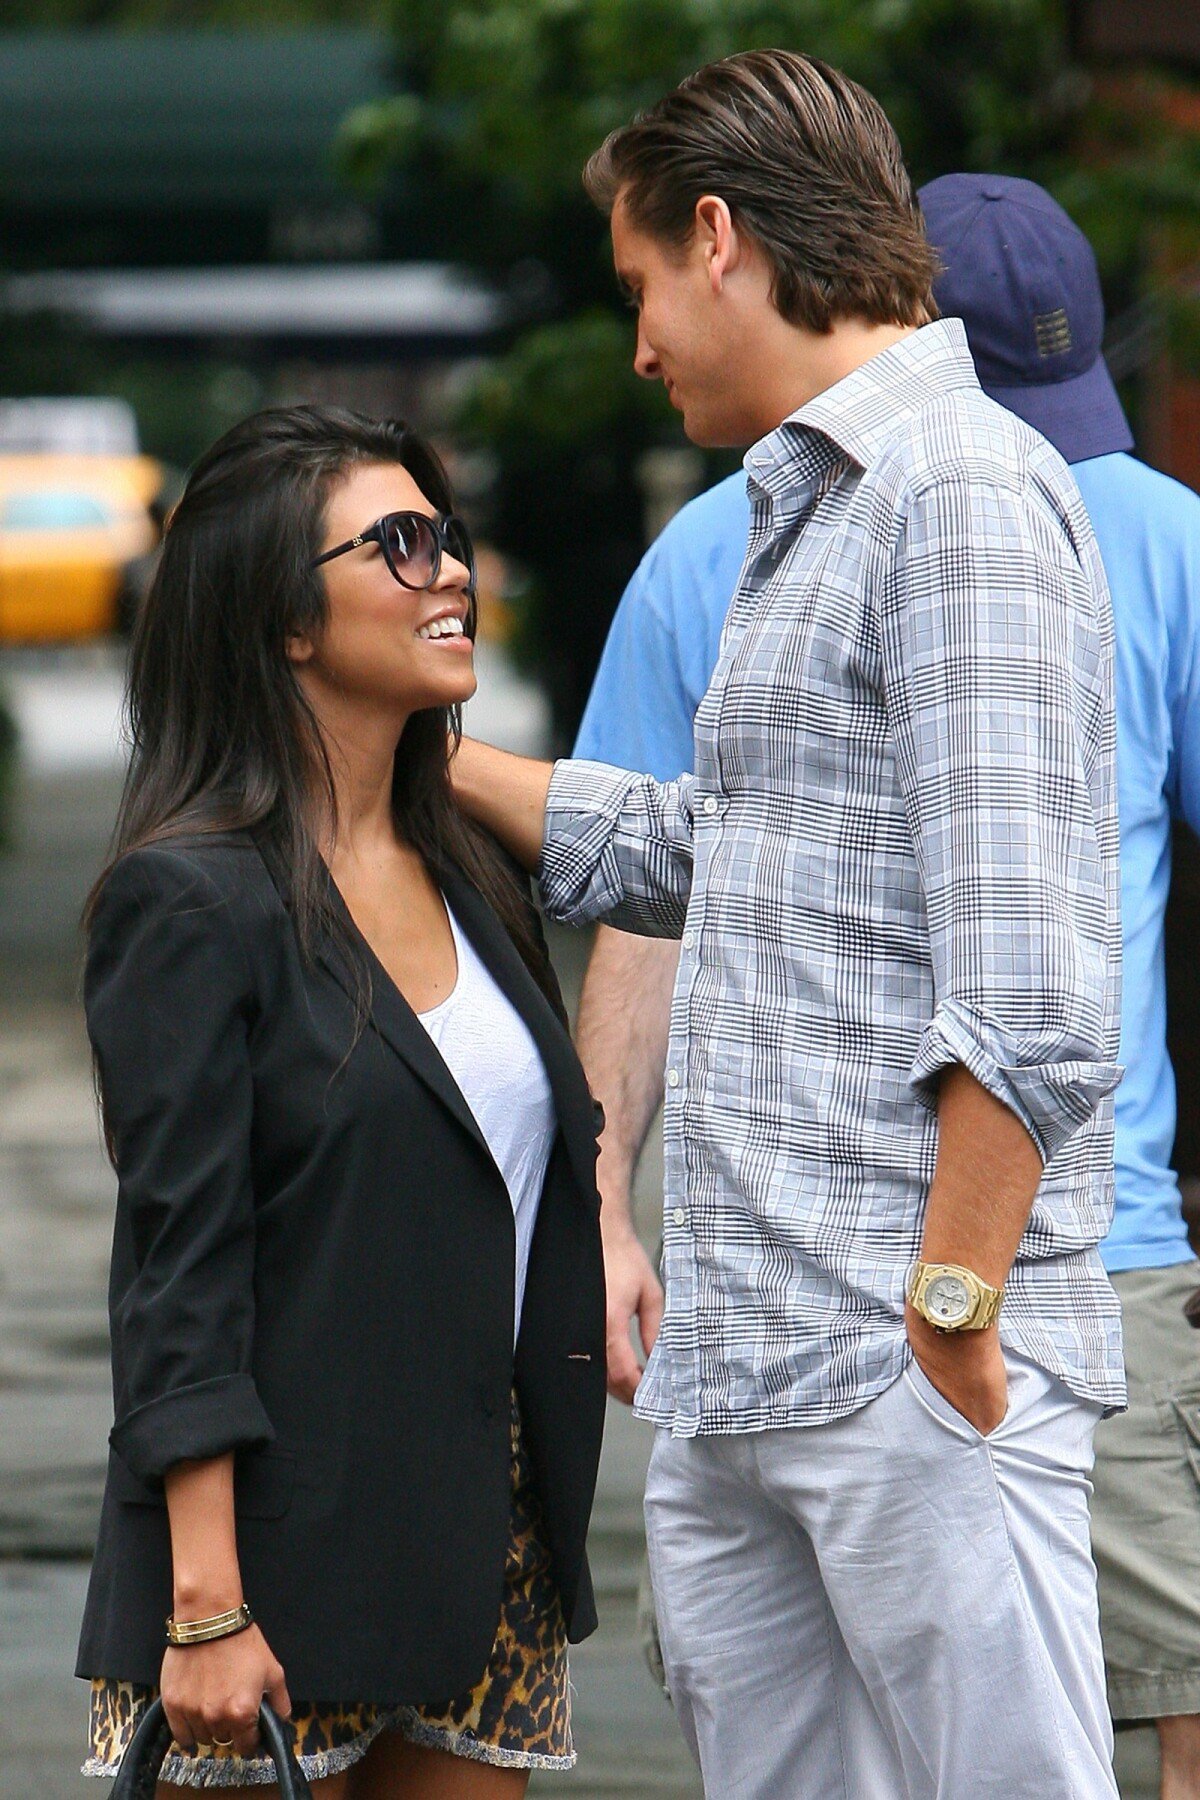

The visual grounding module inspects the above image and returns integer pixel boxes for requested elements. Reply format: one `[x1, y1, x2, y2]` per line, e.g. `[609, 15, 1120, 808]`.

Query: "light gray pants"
[644, 1350, 1117, 1799]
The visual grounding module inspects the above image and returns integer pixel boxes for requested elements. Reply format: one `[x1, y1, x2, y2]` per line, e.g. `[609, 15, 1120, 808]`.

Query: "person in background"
[453, 50, 1124, 1797]
[575, 169, 1200, 1799]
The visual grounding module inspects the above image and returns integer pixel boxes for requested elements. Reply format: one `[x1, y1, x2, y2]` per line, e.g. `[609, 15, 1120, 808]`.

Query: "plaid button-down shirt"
[542, 320, 1125, 1434]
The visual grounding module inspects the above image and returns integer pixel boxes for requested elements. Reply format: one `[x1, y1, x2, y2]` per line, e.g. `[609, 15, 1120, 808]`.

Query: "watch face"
[924, 1272, 972, 1326]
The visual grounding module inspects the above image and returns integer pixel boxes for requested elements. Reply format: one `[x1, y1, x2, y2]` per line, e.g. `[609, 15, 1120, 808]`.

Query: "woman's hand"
[160, 1454, 289, 1757]
[160, 1622, 291, 1759]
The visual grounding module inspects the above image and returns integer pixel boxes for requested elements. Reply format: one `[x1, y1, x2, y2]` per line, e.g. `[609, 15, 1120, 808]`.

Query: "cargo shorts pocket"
[1167, 1382, 1200, 1497]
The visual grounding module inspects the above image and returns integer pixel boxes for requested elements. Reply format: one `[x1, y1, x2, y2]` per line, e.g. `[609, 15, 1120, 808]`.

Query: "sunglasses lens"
[383, 514, 437, 586]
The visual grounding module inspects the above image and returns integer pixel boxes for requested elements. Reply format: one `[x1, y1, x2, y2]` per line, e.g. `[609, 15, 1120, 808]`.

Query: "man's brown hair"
[584, 49, 937, 333]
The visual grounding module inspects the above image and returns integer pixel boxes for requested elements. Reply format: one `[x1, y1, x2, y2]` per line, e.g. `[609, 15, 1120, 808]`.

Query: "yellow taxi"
[0, 454, 163, 641]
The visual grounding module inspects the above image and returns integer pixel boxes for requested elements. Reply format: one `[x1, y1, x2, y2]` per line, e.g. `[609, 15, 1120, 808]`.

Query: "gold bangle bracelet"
[165, 1603, 254, 1647]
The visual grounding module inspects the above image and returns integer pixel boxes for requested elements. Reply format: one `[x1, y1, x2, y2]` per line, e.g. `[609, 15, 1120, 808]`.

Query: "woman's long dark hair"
[86, 405, 561, 1020]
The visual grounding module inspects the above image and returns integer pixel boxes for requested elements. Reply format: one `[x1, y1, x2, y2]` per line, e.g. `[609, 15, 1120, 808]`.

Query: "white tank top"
[417, 902, 557, 1341]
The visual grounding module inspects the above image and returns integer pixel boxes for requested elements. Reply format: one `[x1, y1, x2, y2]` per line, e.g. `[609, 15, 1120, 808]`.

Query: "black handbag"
[112, 1698, 313, 1800]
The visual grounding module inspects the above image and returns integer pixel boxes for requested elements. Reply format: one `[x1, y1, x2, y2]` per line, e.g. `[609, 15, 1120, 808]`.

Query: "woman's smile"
[415, 605, 472, 646]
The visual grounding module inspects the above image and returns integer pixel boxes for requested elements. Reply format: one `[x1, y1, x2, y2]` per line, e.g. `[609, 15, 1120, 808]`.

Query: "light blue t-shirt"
[573, 476, 742, 780]
[574, 455, 1200, 1273]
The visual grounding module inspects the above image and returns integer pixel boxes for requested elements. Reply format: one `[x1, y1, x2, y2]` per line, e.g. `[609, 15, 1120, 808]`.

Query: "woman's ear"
[286, 632, 315, 666]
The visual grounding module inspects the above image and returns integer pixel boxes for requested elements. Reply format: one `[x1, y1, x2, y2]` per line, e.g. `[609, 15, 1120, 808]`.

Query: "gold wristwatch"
[906, 1260, 1004, 1333]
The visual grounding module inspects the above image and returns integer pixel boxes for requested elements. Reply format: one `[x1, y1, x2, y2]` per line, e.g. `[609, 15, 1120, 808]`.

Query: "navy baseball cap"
[918, 173, 1133, 465]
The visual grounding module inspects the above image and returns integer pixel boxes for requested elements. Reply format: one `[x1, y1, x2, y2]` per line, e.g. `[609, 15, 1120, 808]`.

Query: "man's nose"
[633, 318, 660, 381]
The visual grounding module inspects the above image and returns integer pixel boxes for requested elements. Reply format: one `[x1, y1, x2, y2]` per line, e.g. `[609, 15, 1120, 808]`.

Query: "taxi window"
[2, 491, 113, 530]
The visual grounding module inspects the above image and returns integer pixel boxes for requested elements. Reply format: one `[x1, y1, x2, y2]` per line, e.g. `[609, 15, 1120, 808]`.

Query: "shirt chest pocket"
[717, 582, 885, 789]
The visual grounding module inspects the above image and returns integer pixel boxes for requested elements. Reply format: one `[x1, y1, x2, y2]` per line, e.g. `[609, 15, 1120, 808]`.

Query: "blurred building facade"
[0, 31, 393, 269]
[1071, 0, 1200, 491]
[0, 31, 502, 466]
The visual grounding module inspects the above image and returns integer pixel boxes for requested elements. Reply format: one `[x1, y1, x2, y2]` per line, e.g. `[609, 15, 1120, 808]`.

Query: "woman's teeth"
[416, 616, 465, 641]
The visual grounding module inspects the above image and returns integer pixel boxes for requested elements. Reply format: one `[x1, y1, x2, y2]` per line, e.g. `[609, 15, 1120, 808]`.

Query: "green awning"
[0, 30, 392, 210]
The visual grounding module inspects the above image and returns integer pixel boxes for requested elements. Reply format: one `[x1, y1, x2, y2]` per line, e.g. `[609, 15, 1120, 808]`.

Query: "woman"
[77, 406, 607, 1795]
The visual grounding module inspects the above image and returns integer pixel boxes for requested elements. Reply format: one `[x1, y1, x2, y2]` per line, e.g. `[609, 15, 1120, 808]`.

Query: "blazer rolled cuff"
[909, 1000, 1122, 1168]
[110, 1373, 275, 1481]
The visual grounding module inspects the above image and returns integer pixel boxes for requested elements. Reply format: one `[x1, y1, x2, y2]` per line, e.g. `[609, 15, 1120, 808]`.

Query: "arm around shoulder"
[453, 736, 697, 936]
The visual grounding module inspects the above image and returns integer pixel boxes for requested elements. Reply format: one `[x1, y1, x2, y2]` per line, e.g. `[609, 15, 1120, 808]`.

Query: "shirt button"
[682, 930, 695, 949]
[672, 1207, 686, 1227]
[702, 795, 719, 815]
[666, 1068, 680, 1088]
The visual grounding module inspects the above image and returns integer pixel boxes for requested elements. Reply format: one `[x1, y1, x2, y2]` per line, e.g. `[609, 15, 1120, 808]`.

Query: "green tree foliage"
[344, 0, 1196, 739]
[0, 1, 387, 22]
[367, 0, 1076, 208]
[457, 309, 671, 734]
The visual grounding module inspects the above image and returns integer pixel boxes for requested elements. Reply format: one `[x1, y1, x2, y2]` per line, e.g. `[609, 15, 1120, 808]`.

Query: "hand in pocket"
[906, 1305, 1008, 1437]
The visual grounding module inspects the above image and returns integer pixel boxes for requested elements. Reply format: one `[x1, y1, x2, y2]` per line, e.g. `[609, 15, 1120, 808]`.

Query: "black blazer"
[76, 834, 607, 1704]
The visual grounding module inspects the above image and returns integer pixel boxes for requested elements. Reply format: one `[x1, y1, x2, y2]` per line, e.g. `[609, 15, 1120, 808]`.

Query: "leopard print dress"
[83, 1401, 574, 1786]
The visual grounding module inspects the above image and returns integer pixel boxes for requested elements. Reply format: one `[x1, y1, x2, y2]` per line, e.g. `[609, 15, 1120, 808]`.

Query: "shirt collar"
[744, 317, 979, 500]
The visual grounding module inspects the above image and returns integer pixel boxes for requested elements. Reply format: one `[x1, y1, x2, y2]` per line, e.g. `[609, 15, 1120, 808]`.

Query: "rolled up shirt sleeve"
[86, 849, 274, 1479]
[539, 756, 696, 938]
[881, 473, 1122, 1165]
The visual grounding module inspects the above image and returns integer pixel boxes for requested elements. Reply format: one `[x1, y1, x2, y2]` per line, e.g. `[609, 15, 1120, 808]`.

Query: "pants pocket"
[1167, 1381, 1200, 1497]
[902, 1356, 988, 1441]
[899, 1350, 1048, 1443]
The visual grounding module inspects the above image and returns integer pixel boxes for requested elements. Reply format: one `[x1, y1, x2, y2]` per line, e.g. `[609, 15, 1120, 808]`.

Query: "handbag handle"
[112, 1697, 313, 1800]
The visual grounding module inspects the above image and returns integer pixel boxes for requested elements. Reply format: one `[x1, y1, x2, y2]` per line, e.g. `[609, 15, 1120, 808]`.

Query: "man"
[579, 168, 1200, 1796]
[453, 52, 1122, 1795]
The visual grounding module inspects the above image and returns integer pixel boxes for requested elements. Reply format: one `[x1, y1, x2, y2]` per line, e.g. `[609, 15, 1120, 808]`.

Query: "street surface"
[0, 646, 1158, 1795]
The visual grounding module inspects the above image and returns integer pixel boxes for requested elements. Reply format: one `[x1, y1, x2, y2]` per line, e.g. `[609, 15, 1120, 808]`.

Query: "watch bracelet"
[165, 1603, 254, 1647]
[908, 1260, 1004, 1331]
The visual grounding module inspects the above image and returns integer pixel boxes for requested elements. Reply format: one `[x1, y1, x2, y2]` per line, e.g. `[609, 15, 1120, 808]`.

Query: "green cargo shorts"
[1092, 1259, 1200, 1723]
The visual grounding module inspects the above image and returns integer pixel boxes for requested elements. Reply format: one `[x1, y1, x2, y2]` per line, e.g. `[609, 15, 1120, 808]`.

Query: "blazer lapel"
[255, 837, 595, 1193]
[311, 883, 499, 1171]
[246, 837, 489, 1169]
[439, 864, 600, 1199]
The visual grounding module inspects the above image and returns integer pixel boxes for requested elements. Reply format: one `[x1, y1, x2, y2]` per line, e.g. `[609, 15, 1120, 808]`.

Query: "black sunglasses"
[312, 510, 476, 595]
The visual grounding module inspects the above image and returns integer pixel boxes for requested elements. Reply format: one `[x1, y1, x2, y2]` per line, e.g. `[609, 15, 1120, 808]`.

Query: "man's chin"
[681, 410, 755, 451]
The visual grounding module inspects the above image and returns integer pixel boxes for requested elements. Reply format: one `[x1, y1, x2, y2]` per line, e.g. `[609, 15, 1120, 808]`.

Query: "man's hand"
[576, 927, 677, 1404]
[906, 1062, 1040, 1438]
[905, 1305, 1008, 1437]
[602, 1219, 665, 1403]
